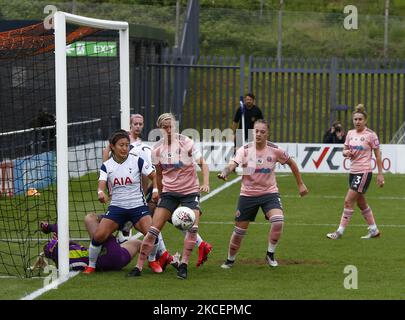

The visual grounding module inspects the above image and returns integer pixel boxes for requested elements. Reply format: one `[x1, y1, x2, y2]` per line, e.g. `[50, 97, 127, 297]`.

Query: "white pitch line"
[200, 176, 242, 202]
[200, 174, 289, 202]
[282, 194, 405, 200]
[20, 271, 80, 300]
[199, 221, 405, 228]
[0, 238, 91, 242]
[0, 276, 46, 279]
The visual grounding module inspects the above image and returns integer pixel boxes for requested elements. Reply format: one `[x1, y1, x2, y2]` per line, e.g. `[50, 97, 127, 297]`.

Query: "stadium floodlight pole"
[54, 11, 129, 279]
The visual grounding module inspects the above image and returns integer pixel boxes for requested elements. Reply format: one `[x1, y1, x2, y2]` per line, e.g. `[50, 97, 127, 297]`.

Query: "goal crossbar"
[54, 11, 130, 279]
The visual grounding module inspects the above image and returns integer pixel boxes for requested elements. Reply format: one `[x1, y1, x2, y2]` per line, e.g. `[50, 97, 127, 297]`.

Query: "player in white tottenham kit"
[83, 130, 158, 274]
[326, 104, 384, 240]
[218, 119, 308, 269]
[102, 115, 177, 273]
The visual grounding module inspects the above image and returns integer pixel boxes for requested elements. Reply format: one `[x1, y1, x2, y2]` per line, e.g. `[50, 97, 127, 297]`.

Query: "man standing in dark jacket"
[232, 93, 264, 144]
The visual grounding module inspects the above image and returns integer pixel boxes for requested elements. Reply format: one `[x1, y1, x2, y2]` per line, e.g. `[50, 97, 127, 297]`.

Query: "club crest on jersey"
[267, 156, 272, 162]
[113, 177, 133, 186]
[361, 137, 365, 141]
[257, 158, 264, 164]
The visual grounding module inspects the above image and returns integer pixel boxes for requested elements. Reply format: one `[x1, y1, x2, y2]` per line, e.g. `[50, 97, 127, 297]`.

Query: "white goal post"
[54, 11, 130, 279]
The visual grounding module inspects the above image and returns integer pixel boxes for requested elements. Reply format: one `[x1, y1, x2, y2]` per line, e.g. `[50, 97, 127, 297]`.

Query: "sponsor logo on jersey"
[245, 167, 271, 174]
[351, 145, 365, 151]
[113, 177, 133, 186]
[161, 161, 185, 170]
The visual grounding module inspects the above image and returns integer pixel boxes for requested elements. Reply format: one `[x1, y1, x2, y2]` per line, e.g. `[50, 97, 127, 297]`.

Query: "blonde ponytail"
[353, 104, 368, 119]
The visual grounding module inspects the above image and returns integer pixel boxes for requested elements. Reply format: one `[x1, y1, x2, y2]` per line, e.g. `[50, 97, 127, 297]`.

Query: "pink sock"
[361, 207, 376, 225]
[136, 227, 160, 270]
[339, 208, 354, 228]
[181, 226, 198, 264]
[229, 226, 247, 259]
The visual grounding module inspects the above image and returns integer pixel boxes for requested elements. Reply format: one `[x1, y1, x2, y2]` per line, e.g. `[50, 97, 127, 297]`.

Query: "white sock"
[337, 226, 345, 234]
[88, 243, 102, 268]
[157, 233, 167, 256]
[195, 233, 203, 247]
[148, 237, 159, 262]
[227, 254, 236, 261]
[369, 224, 377, 231]
[268, 242, 278, 253]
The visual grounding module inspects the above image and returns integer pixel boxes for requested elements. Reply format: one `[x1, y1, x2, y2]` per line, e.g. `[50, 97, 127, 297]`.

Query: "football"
[171, 206, 196, 231]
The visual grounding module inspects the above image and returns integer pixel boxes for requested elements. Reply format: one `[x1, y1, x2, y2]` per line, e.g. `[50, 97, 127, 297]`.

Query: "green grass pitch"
[1, 172, 404, 300]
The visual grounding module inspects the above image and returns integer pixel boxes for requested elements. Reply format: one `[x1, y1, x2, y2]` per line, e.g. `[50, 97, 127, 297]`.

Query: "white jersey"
[99, 153, 153, 209]
[129, 140, 152, 166]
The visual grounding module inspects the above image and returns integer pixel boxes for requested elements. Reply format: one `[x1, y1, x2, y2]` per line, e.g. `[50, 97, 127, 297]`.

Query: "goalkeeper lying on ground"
[40, 213, 143, 271]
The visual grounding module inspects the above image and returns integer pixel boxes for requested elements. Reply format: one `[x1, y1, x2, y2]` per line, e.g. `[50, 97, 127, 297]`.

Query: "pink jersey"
[344, 128, 380, 173]
[152, 133, 201, 194]
[233, 141, 290, 196]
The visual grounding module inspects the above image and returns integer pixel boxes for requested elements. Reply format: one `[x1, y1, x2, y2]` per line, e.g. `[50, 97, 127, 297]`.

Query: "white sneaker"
[326, 231, 342, 240]
[221, 259, 234, 269]
[266, 252, 278, 267]
[361, 227, 380, 239]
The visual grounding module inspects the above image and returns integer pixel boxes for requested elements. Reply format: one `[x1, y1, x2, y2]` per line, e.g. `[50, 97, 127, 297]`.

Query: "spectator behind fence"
[232, 93, 264, 143]
[323, 120, 346, 144]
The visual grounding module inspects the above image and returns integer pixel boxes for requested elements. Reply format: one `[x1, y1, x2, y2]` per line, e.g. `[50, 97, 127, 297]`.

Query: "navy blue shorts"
[349, 172, 372, 194]
[103, 205, 150, 230]
[157, 192, 201, 214]
[236, 193, 283, 222]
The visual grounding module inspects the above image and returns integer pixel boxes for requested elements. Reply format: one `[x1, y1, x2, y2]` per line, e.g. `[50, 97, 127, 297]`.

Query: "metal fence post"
[240, 55, 245, 97]
[329, 57, 338, 125]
